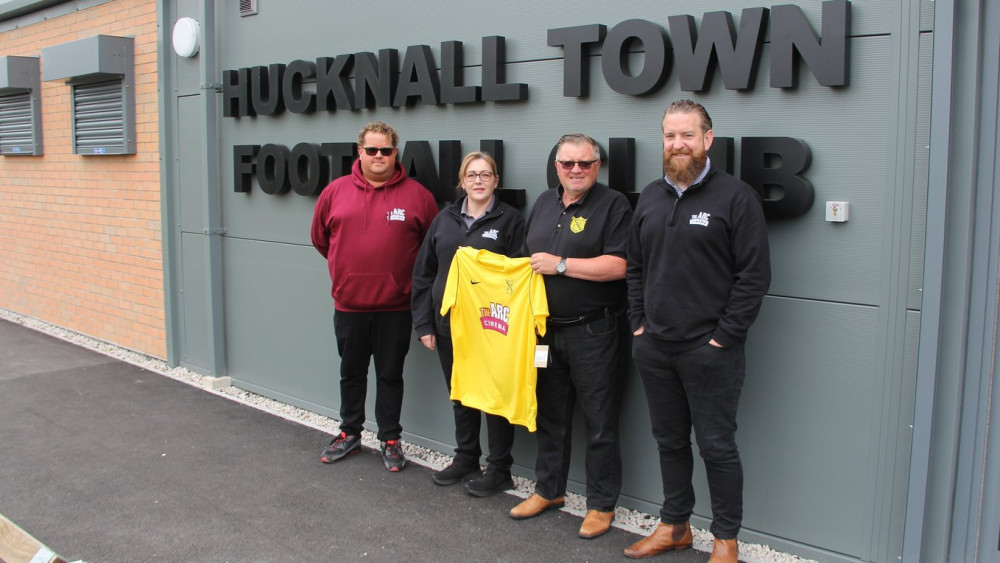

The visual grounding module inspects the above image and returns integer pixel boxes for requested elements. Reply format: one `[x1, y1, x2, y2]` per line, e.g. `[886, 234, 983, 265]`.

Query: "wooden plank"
[0, 514, 68, 563]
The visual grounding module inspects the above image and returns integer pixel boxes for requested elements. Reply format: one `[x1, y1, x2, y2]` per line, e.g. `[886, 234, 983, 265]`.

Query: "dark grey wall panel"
[179, 232, 210, 372]
[177, 94, 204, 233]
[169, 0, 201, 96]
[158, 0, 932, 559]
[218, 34, 897, 305]
[739, 297, 878, 558]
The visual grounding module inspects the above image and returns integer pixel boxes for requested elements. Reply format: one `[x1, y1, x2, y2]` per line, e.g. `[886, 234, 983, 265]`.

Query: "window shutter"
[0, 92, 34, 154]
[73, 80, 128, 155]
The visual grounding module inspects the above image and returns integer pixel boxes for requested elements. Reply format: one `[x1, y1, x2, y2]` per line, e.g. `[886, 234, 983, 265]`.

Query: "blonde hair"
[357, 121, 399, 147]
[456, 151, 499, 194]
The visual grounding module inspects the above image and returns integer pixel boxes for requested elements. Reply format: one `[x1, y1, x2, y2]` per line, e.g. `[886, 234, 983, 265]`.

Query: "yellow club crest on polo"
[570, 216, 587, 233]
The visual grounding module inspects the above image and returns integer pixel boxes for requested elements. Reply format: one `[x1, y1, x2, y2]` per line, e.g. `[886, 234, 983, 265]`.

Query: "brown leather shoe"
[509, 493, 565, 520]
[623, 521, 693, 559]
[708, 538, 738, 563]
[579, 510, 614, 539]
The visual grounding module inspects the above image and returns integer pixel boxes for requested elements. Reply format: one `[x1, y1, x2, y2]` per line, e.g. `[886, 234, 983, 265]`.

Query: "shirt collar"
[664, 157, 712, 197]
[461, 195, 495, 220]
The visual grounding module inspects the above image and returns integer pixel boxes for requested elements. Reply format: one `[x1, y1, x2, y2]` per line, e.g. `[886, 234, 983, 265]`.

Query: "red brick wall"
[0, 0, 164, 358]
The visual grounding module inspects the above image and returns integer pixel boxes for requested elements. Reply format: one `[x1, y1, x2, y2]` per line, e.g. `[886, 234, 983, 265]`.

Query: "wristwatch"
[555, 257, 567, 276]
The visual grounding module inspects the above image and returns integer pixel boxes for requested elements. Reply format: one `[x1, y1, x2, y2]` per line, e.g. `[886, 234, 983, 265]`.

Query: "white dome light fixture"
[172, 17, 200, 58]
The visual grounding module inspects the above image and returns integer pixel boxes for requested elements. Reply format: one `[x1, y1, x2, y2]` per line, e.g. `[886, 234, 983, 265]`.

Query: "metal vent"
[0, 93, 35, 155]
[239, 0, 258, 16]
[73, 80, 129, 155]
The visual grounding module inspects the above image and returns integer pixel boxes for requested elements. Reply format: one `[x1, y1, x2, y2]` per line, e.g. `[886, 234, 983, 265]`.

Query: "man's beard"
[663, 150, 707, 187]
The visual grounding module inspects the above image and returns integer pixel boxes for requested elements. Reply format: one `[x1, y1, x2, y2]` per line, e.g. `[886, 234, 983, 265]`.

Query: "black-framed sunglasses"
[556, 159, 599, 171]
[363, 146, 395, 156]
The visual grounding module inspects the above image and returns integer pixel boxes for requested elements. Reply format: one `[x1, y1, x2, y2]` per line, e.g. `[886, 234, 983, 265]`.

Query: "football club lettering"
[480, 302, 511, 335]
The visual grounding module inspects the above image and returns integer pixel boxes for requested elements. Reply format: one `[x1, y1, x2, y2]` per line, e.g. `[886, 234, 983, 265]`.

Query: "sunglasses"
[362, 146, 395, 156]
[556, 159, 599, 171]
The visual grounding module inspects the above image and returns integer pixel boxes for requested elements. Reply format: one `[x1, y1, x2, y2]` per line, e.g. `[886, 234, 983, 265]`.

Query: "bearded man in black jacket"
[624, 100, 771, 563]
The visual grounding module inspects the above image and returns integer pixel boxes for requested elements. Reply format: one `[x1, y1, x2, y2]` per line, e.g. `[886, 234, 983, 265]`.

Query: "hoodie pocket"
[334, 272, 405, 309]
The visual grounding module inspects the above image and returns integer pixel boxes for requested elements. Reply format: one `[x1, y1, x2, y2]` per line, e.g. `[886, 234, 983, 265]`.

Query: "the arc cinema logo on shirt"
[387, 208, 406, 221]
[482, 229, 499, 240]
[480, 302, 510, 335]
[690, 212, 711, 227]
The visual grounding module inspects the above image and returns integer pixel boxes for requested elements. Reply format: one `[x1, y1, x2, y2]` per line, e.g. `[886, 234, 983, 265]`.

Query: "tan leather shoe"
[708, 538, 738, 563]
[509, 493, 565, 520]
[623, 521, 693, 559]
[579, 510, 614, 539]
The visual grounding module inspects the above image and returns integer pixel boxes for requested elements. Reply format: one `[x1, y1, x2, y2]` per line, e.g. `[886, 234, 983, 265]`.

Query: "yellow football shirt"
[440, 247, 548, 431]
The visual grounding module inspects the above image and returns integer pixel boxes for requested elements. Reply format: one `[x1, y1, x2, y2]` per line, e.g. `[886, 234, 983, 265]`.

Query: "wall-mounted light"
[172, 17, 200, 58]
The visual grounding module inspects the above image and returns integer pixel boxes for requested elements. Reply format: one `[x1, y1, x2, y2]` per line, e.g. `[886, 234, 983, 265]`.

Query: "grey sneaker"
[320, 432, 360, 464]
[381, 440, 406, 472]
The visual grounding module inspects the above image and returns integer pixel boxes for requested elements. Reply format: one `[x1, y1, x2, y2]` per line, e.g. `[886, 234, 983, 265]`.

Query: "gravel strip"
[0, 307, 816, 563]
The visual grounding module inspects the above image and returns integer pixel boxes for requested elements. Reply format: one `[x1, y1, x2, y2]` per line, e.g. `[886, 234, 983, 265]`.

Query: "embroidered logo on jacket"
[482, 229, 499, 240]
[387, 208, 406, 221]
[479, 302, 510, 335]
[570, 216, 587, 233]
[689, 212, 711, 227]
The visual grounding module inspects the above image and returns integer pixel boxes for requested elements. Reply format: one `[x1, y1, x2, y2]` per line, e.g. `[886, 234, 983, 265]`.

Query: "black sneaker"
[432, 460, 481, 486]
[465, 469, 513, 497]
[381, 440, 406, 472]
[320, 432, 360, 464]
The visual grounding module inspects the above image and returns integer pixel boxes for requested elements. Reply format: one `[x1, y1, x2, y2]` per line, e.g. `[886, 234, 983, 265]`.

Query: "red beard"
[663, 150, 707, 188]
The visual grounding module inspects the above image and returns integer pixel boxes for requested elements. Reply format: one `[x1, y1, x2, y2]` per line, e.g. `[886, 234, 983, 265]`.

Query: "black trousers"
[333, 310, 412, 442]
[632, 336, 746, 539]
[435, 333, 515, 472]
[534, 313, 624, 511]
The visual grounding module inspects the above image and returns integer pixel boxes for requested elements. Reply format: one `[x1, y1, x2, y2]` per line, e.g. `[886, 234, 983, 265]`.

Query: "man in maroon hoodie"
[311, 121, 439, 472]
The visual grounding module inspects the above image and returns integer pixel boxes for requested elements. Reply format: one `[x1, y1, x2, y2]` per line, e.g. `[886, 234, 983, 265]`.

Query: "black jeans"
[435, 333, 514, 472]
[632, 336, 746, 539]
[534, 313, 624, 511]
[333, 310, 412, 442]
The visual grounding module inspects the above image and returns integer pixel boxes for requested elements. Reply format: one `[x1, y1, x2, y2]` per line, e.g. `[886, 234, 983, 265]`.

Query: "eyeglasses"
[463, 171, 495, 182]
[556, 159, 599, 171]
[362, 146, 395, 156]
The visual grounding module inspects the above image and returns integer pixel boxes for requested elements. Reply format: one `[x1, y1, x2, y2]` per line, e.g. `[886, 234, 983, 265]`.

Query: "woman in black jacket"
[411, 151, 525, 497]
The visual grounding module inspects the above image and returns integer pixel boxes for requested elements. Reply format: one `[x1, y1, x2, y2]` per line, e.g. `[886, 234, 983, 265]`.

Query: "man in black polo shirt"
[510, 133, 633, 541]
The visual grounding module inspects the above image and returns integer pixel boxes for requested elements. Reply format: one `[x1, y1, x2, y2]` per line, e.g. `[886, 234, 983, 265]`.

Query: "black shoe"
[321, 432, 360, 463]
[381, 440, 407, 472]
[465, 470, 513, 497]
[432, 460, 481, 486]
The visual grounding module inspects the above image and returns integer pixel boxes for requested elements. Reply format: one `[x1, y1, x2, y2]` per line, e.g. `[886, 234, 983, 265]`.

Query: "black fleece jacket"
[626, 167, 771, 350]
[411, 196, 525, 337]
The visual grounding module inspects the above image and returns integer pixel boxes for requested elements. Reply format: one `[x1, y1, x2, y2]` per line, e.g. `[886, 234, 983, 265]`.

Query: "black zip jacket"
[412, 196, 526, 337]
[626, 167, 771, 350]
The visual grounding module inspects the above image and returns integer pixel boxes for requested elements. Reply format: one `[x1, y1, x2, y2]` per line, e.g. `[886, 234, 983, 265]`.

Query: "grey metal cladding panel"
[41, 35, 133, 82]
[918, 0, 934, 32]
[180, 232, 212, 372]
[219, 34, 894, 306]
[222, 237, 339, 407]
[170, 0, 203, 96]
[0, 56, 38, 91]
[739, 296, 879, 557]
[883, 310, 919, 559]
[907, 33, 932, 311]
[177, 95, 206, 233]
[222, 233, 476, 444]
[215, 0, 899, 68]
